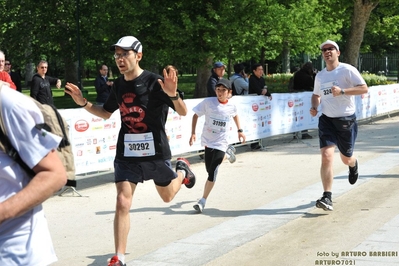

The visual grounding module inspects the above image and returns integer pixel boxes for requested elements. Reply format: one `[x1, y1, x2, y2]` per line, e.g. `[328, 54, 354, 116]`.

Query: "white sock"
[116, 253, 125, 264]
[178, 169, 187, 178]
[199, 198, 206, 205]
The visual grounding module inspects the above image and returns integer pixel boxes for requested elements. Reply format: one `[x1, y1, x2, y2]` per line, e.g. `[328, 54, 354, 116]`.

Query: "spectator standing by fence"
[30, 60, 61, 105]
[248, 63, 272, 150]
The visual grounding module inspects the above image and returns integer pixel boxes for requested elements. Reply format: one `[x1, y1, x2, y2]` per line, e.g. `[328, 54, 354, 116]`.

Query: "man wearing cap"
[310, 40, 368, 211]
[65, 36, 196, 266]
[207, 61, 226, 97]
[189, 78, 246, 213]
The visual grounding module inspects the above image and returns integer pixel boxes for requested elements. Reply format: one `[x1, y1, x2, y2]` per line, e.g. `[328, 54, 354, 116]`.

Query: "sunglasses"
[321, 47, 336, 52]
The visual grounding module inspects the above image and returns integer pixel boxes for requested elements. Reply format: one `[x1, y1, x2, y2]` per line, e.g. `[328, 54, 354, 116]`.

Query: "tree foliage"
[0, 0, 398, 94]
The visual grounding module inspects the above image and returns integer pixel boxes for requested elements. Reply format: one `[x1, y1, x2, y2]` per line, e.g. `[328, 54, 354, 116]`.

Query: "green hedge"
[264, 73, 395, 93]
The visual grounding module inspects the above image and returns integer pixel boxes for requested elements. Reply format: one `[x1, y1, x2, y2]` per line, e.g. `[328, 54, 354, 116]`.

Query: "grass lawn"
[22, 78, 97, 110]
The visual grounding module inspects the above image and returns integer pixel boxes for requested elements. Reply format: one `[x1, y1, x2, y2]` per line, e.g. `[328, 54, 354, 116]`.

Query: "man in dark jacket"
[94, 64, 113, 104]
[30, 60, 61, 105]
[206, 61, 225, 97]
[248, 63, 272, 150]
[248, 63, 272, 99]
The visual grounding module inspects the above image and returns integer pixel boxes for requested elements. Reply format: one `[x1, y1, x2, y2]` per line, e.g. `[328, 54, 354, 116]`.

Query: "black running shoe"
[176, 158, 196, 188]
[301, 133, 313, 139]
[348, 160, 358, 185]
[315, 196, 333, 211]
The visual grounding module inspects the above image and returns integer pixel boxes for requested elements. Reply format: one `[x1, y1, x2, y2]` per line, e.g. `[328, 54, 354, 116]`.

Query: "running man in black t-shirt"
[65, 36, 196, 266]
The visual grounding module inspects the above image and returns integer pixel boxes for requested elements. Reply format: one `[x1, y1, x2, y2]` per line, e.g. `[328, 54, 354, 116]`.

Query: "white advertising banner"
[59, 108, 120, 175]
[59, 84, 399, 175]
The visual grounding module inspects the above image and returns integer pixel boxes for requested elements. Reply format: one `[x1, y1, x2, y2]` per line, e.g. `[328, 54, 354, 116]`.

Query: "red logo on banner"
[75, 120, 89, 132]
[252, 103, 259, 112]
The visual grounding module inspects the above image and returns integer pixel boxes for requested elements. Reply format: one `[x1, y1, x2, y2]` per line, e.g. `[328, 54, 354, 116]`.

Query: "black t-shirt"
[103, 70, 175, 162]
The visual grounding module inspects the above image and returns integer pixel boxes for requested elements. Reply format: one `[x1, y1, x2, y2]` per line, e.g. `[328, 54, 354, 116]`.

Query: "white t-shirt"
[193, 97, 237, 152]
[313, 62, 366, 117]
[0, 86, 61, 265]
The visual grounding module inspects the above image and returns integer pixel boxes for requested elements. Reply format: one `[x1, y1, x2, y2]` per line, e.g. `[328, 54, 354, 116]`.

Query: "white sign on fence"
[59, 84, 399, 175]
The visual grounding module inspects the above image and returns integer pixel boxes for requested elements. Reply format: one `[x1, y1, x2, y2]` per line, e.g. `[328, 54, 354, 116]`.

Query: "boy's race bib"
[209, 114, 229, 133]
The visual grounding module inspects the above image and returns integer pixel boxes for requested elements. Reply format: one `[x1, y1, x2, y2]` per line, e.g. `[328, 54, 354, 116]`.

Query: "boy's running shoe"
[193, 200, 205, 213]
[226, 145, 236, 163]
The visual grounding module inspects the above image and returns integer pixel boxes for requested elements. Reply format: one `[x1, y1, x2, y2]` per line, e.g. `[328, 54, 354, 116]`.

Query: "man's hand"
[238, 132, 246, 143]
[189, 134, 196, 146]
[158, 68, 177, 97]
[64, 82, 86, 106]
[310, 107, 318, 117]
[331, 85, 343, 97]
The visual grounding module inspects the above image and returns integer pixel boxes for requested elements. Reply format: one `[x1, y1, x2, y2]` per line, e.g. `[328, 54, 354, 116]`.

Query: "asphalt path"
[45, 112, 399, 266]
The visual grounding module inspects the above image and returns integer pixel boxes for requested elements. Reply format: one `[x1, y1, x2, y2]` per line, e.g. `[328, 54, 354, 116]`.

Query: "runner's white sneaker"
[193, 200, 205, 213]
[226, 145, 236, 163]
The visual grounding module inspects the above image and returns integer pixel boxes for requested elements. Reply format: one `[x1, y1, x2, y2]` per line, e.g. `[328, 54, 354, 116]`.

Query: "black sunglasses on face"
[321, 47, 336, 52]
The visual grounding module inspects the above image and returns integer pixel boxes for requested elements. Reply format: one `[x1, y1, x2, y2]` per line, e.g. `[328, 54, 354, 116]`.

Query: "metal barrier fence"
[310, 53, 399, 79]
[359, 53, 399, 77]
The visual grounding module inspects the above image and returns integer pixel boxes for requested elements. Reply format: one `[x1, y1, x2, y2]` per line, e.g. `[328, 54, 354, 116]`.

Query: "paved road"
[45, 113, 399, 266]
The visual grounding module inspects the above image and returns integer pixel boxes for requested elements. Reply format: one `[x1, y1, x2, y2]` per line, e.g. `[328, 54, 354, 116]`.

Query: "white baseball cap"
[320, 40, 339, 51]
[110, 36, 143, 53]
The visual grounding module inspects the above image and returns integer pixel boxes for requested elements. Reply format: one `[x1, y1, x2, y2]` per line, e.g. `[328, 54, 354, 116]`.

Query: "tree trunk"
[260, 46, 266, 67]
[343, 0, 379, 67]
[194, 57, 213, 98]
[25, 62, 35, 88]
[64, 57, 78, 87]
[282, 41, 290, 73]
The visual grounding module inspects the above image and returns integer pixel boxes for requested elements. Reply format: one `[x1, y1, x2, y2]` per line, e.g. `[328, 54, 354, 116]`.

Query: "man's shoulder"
[207, 74, 217, 81]
[338, 62, 359, 72]
[31, 74, 42, 80]
[141, 70, 162, 80]
[249, 74, 258, 81]
[0, 71, 9, 79]
[1, 86, 34, 111]
[230, 74, 241, 81]
[10, 71, 19, 78]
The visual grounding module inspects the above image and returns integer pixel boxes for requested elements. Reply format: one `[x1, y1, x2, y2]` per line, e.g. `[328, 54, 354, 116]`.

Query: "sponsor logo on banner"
[75, 120, 89, 132]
